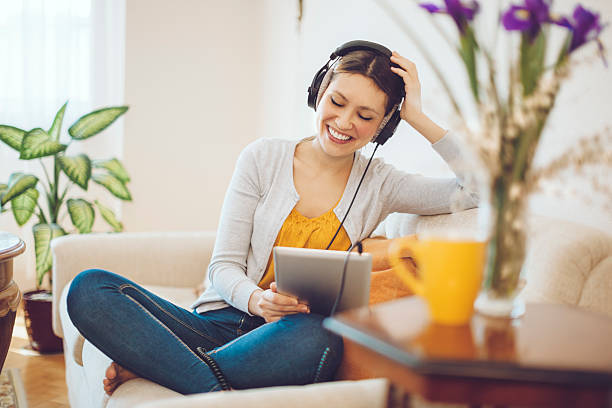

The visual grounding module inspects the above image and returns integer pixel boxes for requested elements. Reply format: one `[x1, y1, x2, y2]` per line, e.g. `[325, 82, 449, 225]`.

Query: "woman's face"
[315, 73, 387, 158]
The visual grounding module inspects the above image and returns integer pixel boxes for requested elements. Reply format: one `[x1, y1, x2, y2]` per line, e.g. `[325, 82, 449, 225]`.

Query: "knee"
[67, 269, 113, 321]
[285, 313, 344, 382]
[282, 313, 344, 360]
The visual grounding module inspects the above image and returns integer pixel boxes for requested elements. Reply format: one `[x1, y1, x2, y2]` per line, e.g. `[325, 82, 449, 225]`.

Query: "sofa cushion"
[521, 216, 612, 317]
[134, 378, 390, 408]
[82, 339, 113, 408]
[373, 208, 481, 239]
[107, 378, 181, 408]
[141, 284, 199, 310]
[60, 280, 85, 366]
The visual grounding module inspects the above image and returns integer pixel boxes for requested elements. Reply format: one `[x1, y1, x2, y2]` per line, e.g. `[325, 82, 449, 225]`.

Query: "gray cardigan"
[192, 132, 478, 314]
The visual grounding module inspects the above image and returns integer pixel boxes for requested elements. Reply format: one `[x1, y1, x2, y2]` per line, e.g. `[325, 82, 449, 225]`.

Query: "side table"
[0, 232, 24, 371]
[324, 296, 612, 407]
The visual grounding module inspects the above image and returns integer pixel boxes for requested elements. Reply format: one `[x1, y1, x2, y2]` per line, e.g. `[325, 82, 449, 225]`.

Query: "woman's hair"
[331, 50, 405, 115]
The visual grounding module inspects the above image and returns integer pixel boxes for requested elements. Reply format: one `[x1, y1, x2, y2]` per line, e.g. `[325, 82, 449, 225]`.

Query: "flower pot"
[22, 289, 63, 353]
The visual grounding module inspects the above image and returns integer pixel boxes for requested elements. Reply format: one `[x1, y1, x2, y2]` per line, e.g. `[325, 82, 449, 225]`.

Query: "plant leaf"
[49, 101, 68, 142]
[33, 223, 66, 285]
[67, 198, 95, 233]
[68, 106, 129, 140]
[0, 183, 8, 210]
[0, 125, 26, 151]
[92, 158, 130, 183]
[94, 200, 123, 232]
[459, 27, 479, 103]
[92, 173, 132, 201]
[58, 154, 92, 190]
[11, 188, 39, 226]
[20, 128, 67, 160]
[520, 31, 547, 96]
[1, 173, 38, 205]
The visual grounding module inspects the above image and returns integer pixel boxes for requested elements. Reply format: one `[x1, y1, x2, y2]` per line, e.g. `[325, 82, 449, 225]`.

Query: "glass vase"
[475, 175, 527, 318]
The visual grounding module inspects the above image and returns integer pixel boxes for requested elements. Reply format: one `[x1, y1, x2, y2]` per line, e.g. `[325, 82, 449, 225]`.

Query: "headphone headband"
[331, 40, 392, 60]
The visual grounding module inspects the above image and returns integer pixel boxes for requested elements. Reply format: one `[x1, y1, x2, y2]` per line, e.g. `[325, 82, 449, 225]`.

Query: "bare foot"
[103, 362, 139, 395]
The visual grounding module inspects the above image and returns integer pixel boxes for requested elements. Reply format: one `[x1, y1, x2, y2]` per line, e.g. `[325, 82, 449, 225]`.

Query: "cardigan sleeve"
[207, 140, 264, 314]
[380, 131, 480, 215]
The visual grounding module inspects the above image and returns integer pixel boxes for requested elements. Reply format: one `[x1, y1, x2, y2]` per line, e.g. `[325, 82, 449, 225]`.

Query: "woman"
[67, 41, 478, 396]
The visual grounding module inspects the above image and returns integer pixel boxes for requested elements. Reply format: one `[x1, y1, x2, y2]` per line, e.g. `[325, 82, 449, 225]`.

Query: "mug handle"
[389, 237, 425, 296]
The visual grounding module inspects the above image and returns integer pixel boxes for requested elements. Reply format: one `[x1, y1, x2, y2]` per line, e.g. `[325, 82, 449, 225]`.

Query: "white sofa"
[51, 210, 612, 408]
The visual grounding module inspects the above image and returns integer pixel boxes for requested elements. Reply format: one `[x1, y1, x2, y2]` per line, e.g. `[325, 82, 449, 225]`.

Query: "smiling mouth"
[327, 125, 353, 144]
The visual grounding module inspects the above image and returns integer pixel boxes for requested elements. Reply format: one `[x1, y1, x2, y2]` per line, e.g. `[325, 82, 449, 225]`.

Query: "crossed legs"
[67, 269, 343, 395]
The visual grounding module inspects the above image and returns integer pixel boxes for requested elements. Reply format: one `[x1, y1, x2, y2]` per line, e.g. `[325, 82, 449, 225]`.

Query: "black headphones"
[307, 40, 405, 146]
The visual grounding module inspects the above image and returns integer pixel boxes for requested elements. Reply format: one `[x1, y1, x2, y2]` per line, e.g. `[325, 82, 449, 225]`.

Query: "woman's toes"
[105, 362, 118, 380]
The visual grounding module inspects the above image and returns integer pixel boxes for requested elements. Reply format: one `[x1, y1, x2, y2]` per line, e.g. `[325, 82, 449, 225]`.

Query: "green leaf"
[0, 183, 8, 210]
[520, 31, 547, 96]
[94, 200, 123, 232]
[0, 125, 26, 152]
[49, 101, 68, 142]
[459, 27, 479, 103]
[68, 106, 129, 140]
[33, 223, 66, 285]
[67, 198, 95, 233]
[11, 188, 39, 226]
[58, 154, 92, 190]
[1, 173, 38, 205]
[20, 128, 67, 160]
[92, 158, 130, 183]
[92, 173, 132, 201]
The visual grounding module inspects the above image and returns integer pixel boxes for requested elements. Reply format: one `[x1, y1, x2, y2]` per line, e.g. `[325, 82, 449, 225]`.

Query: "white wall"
[122, 0, 266, 232]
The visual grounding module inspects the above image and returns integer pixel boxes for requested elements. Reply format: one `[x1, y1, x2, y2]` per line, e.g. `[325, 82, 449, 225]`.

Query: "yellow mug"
[389, 237, 486, 326]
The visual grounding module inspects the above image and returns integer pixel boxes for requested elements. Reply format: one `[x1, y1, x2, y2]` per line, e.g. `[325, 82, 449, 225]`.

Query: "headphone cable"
[330, 240, 363, 316]
[326, 142, 380, 250]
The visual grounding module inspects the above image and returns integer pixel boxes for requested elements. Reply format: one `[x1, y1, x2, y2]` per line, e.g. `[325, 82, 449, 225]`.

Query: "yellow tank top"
[258, 204, 352, 290]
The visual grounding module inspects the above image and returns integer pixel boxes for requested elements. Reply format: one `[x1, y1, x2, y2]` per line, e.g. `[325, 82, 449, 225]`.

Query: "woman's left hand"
[390, 51, 423, 125]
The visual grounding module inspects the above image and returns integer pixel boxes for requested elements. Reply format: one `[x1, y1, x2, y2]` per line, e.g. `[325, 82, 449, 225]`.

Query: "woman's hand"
[390, 51, 422, 124]
[248, 282, 310, 323]
[390, 51, 447, 144]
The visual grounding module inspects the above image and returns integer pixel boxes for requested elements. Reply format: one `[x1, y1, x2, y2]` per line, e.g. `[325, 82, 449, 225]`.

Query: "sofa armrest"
[51, 231, 216, 337]
[521, 217, 612, 317]
[133, 379, 389, 408]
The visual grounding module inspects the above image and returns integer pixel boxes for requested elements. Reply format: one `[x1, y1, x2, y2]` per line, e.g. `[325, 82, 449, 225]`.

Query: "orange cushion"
[369, 266, 414, 305]
[363, 236, 416, 305]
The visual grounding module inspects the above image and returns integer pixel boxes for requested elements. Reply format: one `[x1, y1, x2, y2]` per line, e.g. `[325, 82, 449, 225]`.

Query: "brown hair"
[331, 50, 405, 115]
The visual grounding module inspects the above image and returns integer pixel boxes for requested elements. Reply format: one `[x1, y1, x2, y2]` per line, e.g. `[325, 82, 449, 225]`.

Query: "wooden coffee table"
[324, 296, 612, 407]
[0, 232, 25, 371]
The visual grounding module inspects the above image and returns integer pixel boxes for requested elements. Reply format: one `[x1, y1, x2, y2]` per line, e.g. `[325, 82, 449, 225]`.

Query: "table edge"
[0, 239, 26, 262]
[323, 316, 612, 387]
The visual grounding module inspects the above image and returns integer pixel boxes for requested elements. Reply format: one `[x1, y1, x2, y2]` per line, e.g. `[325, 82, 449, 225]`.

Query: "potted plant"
[0, 102, 130, 352]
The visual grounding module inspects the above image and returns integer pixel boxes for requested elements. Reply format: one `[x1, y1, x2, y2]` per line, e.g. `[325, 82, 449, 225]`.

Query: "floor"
[4, 309, 69, 408]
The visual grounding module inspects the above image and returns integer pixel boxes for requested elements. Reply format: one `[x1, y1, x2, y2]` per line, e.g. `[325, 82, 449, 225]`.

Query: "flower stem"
[375, 0, 468, 124]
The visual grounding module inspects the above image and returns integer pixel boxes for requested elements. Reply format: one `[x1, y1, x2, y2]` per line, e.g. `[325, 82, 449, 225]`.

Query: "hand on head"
[248, 282, 310, 323]
[390, 51, 423, 124]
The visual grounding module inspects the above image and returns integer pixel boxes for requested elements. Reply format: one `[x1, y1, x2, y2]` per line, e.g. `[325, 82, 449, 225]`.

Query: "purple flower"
[502, 0, 552, 41]
[419, 0, 480, 34]
[554, 5, 606, 53]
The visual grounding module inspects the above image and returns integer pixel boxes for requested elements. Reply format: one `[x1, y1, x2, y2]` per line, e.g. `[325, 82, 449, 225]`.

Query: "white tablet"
[273, 246, 372, 316]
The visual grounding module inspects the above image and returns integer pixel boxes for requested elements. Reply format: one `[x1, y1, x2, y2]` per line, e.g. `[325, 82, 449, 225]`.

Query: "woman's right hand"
[248, 282, 310, 323]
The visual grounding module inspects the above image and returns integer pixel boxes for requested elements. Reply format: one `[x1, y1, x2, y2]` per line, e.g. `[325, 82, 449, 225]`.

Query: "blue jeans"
[66, 269, 343, 394]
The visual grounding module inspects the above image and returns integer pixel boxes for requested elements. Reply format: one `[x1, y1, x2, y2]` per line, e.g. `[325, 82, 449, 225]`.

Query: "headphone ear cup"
[373, 110, 401, 145]
[308, 65, 329, 109]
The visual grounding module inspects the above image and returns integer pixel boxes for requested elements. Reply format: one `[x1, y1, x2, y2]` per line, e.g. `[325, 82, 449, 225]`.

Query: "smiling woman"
[65, 40, 480, 396]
